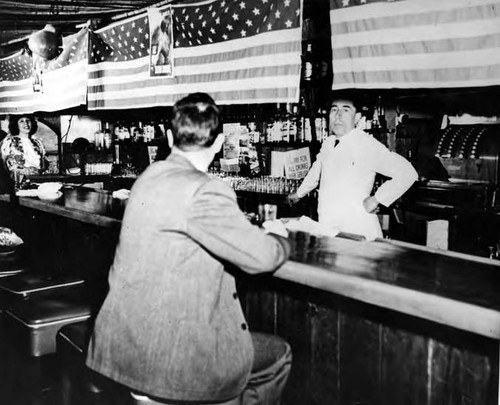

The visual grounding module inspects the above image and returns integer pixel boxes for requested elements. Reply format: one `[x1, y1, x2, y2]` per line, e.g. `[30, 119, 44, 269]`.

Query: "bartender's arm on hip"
[364, 137, 418, 208]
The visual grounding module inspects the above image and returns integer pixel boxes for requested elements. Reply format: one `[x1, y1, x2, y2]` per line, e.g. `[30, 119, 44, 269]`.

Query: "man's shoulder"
[348, 129, 386, 148]
[349, 128, 374, 141]
[138, 159, 206, 190]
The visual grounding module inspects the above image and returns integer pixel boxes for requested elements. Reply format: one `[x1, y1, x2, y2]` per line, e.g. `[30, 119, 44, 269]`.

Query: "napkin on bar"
[282, 216, 339, 238]
[112, 189, 130, 200]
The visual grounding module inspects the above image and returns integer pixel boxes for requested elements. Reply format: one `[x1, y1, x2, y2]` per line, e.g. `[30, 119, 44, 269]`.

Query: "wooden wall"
[238, 275, 499, 405]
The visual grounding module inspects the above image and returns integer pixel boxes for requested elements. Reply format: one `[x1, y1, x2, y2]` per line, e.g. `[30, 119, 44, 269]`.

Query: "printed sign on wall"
[148, 7, 173, 77]
[284, 147, 311, 179]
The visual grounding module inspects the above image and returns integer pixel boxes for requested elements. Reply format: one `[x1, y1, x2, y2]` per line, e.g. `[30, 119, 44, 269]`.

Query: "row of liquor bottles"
[91, 95, 388, 154]
[92, 104, 330, 153]
[93, 120, 170, 151]
[223, 101, 329, 144]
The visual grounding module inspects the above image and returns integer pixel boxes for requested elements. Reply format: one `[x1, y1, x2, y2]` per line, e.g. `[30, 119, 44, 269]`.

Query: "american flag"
[330, 0, 500, 89]
[0, 28, 88, 114]
[87, 0, 302, 110]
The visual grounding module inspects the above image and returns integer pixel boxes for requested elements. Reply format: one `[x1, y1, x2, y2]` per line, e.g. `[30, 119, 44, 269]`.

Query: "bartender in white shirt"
[287, 92, 418, 241]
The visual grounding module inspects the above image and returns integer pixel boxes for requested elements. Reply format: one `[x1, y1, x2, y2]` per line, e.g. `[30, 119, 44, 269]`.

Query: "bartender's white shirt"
[297, 128, 418, 241]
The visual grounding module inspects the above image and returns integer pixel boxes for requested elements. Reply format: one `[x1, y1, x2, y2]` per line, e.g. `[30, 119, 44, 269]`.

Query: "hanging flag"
[87, 0, 302, 110]
[330, 0, 500, 89]
[0, 28, 88, 115]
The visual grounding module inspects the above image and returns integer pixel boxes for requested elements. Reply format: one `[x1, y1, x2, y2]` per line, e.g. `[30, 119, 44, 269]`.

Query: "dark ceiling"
[0, 0, 173, 56]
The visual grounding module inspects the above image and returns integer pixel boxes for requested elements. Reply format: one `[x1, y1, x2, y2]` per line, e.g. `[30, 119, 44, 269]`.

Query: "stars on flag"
[173, 0, 300, 48]
[90, 17, 150, 63]
[0, 53, 32, 81]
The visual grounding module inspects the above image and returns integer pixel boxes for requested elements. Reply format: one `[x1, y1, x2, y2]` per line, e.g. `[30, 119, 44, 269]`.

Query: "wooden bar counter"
[1, 188, 499, 404]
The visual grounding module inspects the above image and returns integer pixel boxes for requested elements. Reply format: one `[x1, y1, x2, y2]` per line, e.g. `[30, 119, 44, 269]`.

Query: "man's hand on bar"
[286, 192, 300, 206]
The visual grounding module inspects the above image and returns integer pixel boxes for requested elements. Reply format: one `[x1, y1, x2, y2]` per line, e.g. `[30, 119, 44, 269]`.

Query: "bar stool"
[57, 321, 242, 405]
[0, 250, 25, 318]
[1, 298, 92, 404]
[0, 270, 85, 308]
[0, 272, 85, 309]
[0, 252, 25, 278]
[5, 297, 91, 357]
[0, 236, 91, 358]
[57, 320, 135, 405]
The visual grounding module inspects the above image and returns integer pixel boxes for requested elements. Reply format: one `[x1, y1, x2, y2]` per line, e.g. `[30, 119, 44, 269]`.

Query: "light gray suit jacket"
[86, 152, 290, 401]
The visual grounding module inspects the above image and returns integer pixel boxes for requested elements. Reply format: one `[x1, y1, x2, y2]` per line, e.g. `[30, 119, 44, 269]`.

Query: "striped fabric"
[87, 0, 302, 110]
[330, 0, 500, 89]
[0, 28, 88, 114]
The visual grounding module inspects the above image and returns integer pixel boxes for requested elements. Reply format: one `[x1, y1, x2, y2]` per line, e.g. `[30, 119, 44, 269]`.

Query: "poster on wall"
[148, 7, 173, 77]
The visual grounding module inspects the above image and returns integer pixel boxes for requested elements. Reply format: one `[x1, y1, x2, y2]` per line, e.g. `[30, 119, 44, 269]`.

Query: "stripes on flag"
[0, 28, 88, 114]
[87, 0, 302, 110]
[330, 0, 500, 89]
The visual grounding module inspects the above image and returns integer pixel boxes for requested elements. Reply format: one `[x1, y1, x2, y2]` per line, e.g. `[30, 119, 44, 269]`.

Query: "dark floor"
[0, 320, 92, 405]
[0, 319, 61, 405]
[0, 318, 139, 405]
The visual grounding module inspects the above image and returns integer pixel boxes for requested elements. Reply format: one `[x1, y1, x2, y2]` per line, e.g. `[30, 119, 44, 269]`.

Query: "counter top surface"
[2, 188, 500, 338]
[1, 188, 125, 228]
[281, 232, 500, 338]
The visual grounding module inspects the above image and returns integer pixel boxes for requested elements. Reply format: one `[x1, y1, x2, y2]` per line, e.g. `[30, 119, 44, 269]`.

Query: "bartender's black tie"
[334, 138, 339, 147]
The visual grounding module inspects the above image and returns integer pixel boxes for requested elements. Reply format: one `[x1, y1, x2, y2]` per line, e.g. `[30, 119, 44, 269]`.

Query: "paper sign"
[284, 147, 311, 179]
[148, 7, 174, 77]
[220, 158, 239, 173]
[426, 220, 449, 250]
[271, 151, 286, 177]
[223, 124, 240, 160]
[147, 146, 158, 164]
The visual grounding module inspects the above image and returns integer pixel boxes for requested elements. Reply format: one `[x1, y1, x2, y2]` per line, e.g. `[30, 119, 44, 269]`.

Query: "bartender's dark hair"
[8, 114, 38, 136]
[172, 93, 220, 151]
[330, 91, 363, 112]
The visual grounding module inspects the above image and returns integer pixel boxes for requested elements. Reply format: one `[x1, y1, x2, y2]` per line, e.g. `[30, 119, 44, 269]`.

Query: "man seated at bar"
[288, 91, 418, 241]
[86, 93, 292, 404]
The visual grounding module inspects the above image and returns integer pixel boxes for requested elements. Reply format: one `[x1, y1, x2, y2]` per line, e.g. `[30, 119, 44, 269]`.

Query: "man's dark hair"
[8, 114, 38, 136]
[330, 91, 363, 112]
[172, 93, 220, 151]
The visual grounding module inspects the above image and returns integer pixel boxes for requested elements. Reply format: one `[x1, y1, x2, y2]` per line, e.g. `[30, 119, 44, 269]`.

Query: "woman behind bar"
[0, 114, 47, 177]
[87, 93, 292, 404]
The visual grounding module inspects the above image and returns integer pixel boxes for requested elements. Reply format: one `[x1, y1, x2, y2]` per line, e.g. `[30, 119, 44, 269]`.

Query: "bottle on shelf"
[115, 120, 130, 142]
[302, 42, 314, 83]
[103, 122, 112, 150]
[271, 103, 283, 143]
[376, 95, 386, 131]
[93, 123, 104, 151]
[248, 121, 260, 144]
[315, 109, 328, 143]
[289, 105, 299, 144]
[134, 121, 145, 143]
[282, 103, 291, 143]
